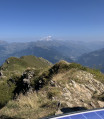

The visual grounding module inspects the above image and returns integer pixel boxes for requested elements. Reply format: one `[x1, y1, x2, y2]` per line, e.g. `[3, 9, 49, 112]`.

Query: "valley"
[0, 39, 104, 73]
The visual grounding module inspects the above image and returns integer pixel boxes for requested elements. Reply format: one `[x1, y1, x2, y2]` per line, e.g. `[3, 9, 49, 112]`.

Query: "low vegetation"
[0, 81, 15, 107]
[0, 56, 104, 119]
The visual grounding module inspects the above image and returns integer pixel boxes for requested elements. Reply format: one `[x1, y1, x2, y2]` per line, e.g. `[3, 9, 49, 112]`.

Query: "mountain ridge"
[77, 48, 104, 72]
[0, 56, 104, 119]
[1, 39, 104, 70]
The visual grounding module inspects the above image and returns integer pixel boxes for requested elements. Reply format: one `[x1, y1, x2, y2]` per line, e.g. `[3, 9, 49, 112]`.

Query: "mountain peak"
[40, 36, 53, 41]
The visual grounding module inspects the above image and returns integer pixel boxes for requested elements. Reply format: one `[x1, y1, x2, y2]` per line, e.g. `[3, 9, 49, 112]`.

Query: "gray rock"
[0, 71, 3, 77]
[50, 80, 56, 87]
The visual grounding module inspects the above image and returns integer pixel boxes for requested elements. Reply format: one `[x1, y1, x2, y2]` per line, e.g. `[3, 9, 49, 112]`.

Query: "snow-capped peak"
[40, 36, 53, 41]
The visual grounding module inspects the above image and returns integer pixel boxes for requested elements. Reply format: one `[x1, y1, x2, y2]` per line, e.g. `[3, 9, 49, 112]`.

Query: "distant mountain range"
[77, 48, 104, 72]
[0, 37, 104, 68]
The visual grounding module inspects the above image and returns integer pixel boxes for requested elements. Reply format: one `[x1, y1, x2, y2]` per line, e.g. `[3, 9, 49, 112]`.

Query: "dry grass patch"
[16, 93, 39, 109]
[0, 91, 57, 119]
[52, 73, 65, 81]
[1, 92, 39, 118]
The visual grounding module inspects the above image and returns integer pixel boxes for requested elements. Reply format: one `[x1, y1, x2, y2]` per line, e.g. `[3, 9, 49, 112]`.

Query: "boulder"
[0, 71, 3, 77]
[50, 80, 56, 87]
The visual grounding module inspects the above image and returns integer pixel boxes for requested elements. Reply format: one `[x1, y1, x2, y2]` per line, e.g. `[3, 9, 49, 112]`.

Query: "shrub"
[69, 63, 87, 71]
[86, 68, 104, 83]
[47, 88, 61, 99]
[0, 82, 15, 107]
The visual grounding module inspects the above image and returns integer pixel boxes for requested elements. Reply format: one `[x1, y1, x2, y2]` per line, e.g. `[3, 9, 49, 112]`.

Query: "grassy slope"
[2, 55, 52, 71]
[1, 55, 52, 78]
[1, 60, 104, 119]
[0, 55, 52, 108]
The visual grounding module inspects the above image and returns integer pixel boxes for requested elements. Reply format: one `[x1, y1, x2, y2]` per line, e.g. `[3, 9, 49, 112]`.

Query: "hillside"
[77, 48, 104, 72]
[0, 55, 52, 108]
[1, 55, 51, 71]
[0, 58, 104, 119]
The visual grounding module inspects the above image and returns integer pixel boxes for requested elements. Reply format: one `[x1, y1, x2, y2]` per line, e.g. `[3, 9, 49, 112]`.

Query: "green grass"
[2, 55, 52, 72]
[20, 55, 52, 68]
[0, 81, 15, 107]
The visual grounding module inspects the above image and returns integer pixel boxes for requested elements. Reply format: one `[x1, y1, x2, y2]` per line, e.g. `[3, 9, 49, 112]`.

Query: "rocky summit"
[0, 57, 104, 119]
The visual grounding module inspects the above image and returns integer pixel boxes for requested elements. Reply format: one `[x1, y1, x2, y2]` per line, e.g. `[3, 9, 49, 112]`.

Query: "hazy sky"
[0, 0, 104, 42]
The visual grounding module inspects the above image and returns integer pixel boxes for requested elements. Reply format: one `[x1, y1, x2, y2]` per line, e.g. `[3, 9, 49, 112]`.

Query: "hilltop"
[0, 57, 104, 119]
[1, 55, 51, 71]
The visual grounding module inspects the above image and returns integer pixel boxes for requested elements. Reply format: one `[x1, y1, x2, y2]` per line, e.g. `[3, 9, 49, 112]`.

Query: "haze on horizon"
[0, 0, 104, 42]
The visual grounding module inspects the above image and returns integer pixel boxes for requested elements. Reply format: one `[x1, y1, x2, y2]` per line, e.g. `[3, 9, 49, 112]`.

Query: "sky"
[0, 0, 104, 42]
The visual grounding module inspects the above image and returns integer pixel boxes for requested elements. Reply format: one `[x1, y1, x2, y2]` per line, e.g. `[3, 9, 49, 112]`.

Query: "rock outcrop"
[52, 70, 104, 109]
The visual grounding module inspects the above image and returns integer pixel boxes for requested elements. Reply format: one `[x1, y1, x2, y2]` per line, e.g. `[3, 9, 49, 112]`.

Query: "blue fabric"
[70, 114, 85, 119]
[54, 109, 104, 119]
[83, 112, 102, 119]
[96, 110, 104, 119]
